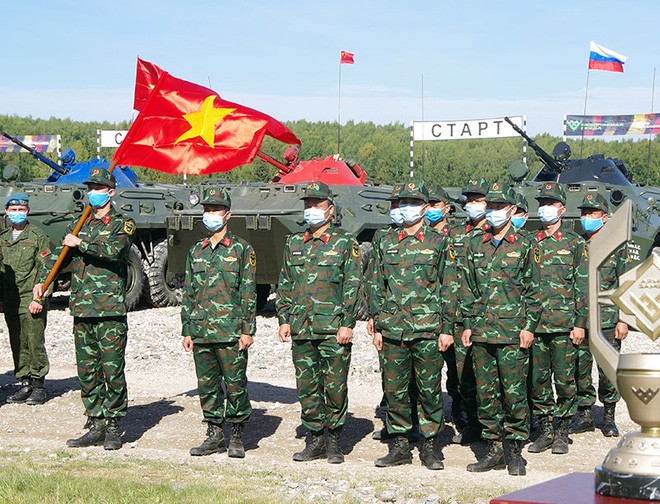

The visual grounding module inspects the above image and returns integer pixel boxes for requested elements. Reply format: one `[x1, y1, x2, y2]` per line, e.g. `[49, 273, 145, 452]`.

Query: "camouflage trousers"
[530, 332, 577, 419]
[292, 339, 351, 431]
[473, 342, 530, 441]
[5, 311, 49, 382]
[378, 350, 419, 424]
[381, 337, 444, 439]
[193, 341, 251, 425]
[73, 316, 128, 419]
[575, 329, 620, 407]
[448, 324, 478, 421]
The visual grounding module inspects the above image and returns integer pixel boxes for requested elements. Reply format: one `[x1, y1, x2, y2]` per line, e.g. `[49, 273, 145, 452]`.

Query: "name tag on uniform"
[507, 251, 521, 258]
[557, 249, 571, 255]
[473, 252, 485, 258]
[292, 251, 303, 256]
[386, 249, 398, 255]
[193, 258, 204, 263]
[453, 242, 464, 248]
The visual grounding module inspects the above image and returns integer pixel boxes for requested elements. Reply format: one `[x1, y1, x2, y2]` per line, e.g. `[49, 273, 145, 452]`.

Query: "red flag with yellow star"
[115, 72, 301, 175]
[133, 57, 165, 112]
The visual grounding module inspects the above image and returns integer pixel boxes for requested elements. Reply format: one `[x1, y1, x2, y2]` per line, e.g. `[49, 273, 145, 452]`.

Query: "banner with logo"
[412, 115, 524, 141]
[99, 130, 129, 148]
[0, 135, 59, 153]
[565, 114, 660, 136]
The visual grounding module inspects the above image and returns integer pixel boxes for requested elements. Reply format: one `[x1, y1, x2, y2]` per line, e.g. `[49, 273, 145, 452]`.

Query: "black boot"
[228, 422, 245, 458]
[420, 437, 444, 470]
[327, 428, 344, 464]
[601, 403, 619, 437]
[7, 379, 32, 403]
[467, 440, 505, 472]
[451, 400, 468, 429]
[527, 416, 553, 453]
[104, 418, 122, 451]
[293, 430, 326, 461]
[551, 418, 570, 454]
[67, 417, 105, 447]
[452, 421, 482, 445]
[190, 423, 225, 456]
[374, 435, 412, 467]
[26, 379, 47, 405]
[506, 440, 527, 476]
[372, 426, 392, 441]
[569, 408, 594, 434]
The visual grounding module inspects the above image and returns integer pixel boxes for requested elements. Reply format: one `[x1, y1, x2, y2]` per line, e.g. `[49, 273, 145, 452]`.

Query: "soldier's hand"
[461, 329, 472, 347]
[278, 324, 291, 342]
[373, 332, 383, 351]
[367, 318, 374, 336]
[182, 336, 194, 352]
[239, 334, 254, 350]
[570, 327, 585, 345]
[438, 333, 454, 352]
[336, 326, 353, 345]
[519, 330, 534, 349]
[33, 283, 44, 300]
[62, 233, 82, 248]
[28, 301, 43, 315]
[615, 322, 629, 340]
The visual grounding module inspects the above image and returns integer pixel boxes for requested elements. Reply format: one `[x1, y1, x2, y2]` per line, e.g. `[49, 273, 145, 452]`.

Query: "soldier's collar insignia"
[416, 230, 425, 241]
[555, 231, 563, 241]
[201, 238, 209, 249]
[537, 230, 546, 241]
[303, 231, 311, 242]
[222, 236, 231, 247]
[102, 214, 111, 225]
[398, 230, 406, 242]
[441, 226, 449, 235]
[507, 251, 521, 258]
[482, 233, 491, 243]
[466, 224, 473, 233]
[483, 223, 491, 231]
[321, 233, 331, 244]
[506, 233, 516, 243]
[557, 249, 571, 255]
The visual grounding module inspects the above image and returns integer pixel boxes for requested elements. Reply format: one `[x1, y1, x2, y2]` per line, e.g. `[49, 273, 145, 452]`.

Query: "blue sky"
[1, 0, 657, 135]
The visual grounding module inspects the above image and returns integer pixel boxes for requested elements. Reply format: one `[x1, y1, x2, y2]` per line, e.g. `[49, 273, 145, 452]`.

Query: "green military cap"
[398, 181, 429, 203]
[5, 192, 29, 207]
[301, 181, 334, 203]
[514, 192, 528, 212]
[388, 184, 403, 201]
[428, 185, 450, 204]
[201, 186, 231, 209]
[578, 192, 609, 213]
[462, 178, 488, 197]
[83, 167, 117, 188]
[535, 181, 566, 205]
[485, 182, 516, 205]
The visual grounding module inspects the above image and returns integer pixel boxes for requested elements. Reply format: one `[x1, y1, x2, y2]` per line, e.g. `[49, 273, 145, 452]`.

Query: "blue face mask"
[581, 216, 604, 233]
[425, 208, 445, 224]
[88, 190, 110, 208]
[511, 215, 527, 228]
[203, 213, 226, 232]
[7, 211, 27, 226]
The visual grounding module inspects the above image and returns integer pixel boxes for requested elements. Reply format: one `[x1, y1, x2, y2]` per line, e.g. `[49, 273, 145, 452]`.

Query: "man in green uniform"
[570, 193, 628, 438]
[460, 183, 542, 476]
[527, 182, 587, 455]
[182, 187, 256, 458]
[34, 168, 135, 450]
[277, 181, 361, 464]
[0, 192, 51, 405]
[511, 193, 530, 236]
[371, 181, 453, 470]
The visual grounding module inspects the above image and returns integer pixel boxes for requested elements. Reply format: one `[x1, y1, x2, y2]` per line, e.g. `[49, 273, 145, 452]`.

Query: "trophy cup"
[589, 199, 660, 500]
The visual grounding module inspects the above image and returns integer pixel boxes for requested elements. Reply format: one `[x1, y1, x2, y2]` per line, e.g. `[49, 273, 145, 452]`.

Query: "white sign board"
[413, 115, 524, 141]
[99, 130, 129, 148]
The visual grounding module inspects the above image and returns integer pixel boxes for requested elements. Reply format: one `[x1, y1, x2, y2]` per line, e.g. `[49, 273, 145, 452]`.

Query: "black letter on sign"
[431, 124, 442, 138]
[461, 123, 472, 137]
[478, 122, 488, 135]
[447, 123, 456, 136]
[114, 132, 125, 145]
[493, 120, 503, 134]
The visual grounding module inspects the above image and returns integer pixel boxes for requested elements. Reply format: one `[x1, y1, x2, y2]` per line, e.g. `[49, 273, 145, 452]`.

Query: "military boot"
[452, 421, 482, 445]
[569, 408, 595, 434]
[66, 417, 105, 447]
[327, 428, 344, 464]
[26, 379, 47, 405]
[293, 430, 326, 461]
[104, 418, 122, 451]
[374, 435, 412, 467]
[527, 416, 553, 453]
[190, 423, 225, 456]
[601, 403, 619, 437]
[551, 418, 570, 454]
[467, 440, 505, 472]
[372, 426, 393, 441]
[420, 437, 444, 470]
[228, 422, 245, 459]
[506, 440, 527, 476]
[7, 379, 32, 403]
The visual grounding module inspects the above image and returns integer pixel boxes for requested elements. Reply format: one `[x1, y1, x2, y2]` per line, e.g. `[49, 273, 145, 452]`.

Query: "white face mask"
[485, 208, 510, 229]
[303, 207, 328, 227]
[465, 202, 486, 221]
[399, 203, 425, 224]
[538, 205, 561, 225]
[389, 207, 403, 225]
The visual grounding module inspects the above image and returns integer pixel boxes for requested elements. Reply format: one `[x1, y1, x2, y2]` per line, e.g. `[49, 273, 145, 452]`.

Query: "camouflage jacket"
[181, 231, 257, 342]
[458, 227, 542, 344]
[276, 225, 361, 340]
[366, 224, 398, 317]
[0, 223, 52, 314]
[40, 208, 135, 318]
[534, 224, 588, 332]
[371, 223, 451, 340]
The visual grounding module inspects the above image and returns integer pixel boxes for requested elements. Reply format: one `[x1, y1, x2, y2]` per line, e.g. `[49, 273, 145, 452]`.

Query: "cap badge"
[545, 183, 552, 190]
[587, 194, 593, 200]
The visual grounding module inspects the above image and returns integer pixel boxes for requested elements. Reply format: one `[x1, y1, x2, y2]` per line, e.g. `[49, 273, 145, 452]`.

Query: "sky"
[1, 0, 658, 136]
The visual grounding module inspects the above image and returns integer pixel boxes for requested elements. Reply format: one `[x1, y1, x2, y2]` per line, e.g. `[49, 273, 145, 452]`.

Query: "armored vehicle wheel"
[126, 245, 146, 310]
[356, 242, 373, 321]
[144, 239, 182, 307]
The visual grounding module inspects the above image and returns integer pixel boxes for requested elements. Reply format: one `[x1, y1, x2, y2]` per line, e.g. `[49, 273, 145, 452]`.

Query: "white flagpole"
[580, 68, 591, 157]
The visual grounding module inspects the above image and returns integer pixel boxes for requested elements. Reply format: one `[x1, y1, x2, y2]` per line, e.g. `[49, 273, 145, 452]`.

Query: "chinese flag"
[114, 72, 300, 175]
[133, 57, 165, 112]
[340, 51, 355, 64]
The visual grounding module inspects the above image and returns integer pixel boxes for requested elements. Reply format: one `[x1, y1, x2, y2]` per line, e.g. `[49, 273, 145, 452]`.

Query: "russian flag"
[588, 41, 628, 73]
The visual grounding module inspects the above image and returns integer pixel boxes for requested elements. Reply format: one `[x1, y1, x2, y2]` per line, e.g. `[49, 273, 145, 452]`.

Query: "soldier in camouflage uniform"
[277, 181, 361, 464]
[459, 183, 542, 476]
[570, 193, 629, 438]
[527, 182, 588, 455]
[34, 168, 135, 450]
[371, 181, 453, 470]
[182, 187, 256, 458]
[0, 192, 51, 405]
[512, 193, 530, 236]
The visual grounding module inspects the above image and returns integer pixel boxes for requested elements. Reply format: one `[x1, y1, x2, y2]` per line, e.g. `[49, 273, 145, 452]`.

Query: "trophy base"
[595, 465, 660, 501]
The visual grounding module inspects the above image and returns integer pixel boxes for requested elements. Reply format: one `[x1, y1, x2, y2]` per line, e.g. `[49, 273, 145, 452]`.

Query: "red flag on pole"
[115, 72, 301, 175]
[340, 51, 355, 64]
[133, 57, 165, 112]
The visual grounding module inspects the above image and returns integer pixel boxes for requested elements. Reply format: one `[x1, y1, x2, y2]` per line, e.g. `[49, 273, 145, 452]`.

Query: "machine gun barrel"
[504, 117, 563, 173]
[1, 132, 67, 175]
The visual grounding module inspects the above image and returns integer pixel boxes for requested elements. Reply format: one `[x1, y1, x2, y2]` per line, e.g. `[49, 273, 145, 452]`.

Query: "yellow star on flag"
[175, 95, 236, 147]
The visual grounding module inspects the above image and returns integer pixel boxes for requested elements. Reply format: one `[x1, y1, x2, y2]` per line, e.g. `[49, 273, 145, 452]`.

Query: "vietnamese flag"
[340, 51, 355, 64]
[114, 72, 300, 175]
[133, 57, 165, 112]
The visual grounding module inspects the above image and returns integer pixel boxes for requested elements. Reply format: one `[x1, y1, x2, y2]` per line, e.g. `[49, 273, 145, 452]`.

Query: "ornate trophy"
[589, 199, 660, 500]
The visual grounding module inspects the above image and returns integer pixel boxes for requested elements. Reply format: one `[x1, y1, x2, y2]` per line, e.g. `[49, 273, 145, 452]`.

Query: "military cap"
[5, 192, 29, 207]
[83, 167, 116, 188]
[398, 181, 429, 203]
[388, 184, 403, 201]
[462, 178, 488, 197]
[201, 187, 231, 209]
[485, 182, 516, 205]
[428, 185, 450, 204]
[301, 181, 334, 203]
[535, 181, 566, 205]
[578, 192, 609, 213]
[514, 192, 529, 213]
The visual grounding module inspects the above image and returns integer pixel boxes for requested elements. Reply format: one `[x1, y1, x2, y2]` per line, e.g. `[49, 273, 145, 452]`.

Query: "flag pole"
[580, 67, 591, 157]
[647, 66, 656, 186]
[337, 58, 342, 157]
[420, 73, 425, 173]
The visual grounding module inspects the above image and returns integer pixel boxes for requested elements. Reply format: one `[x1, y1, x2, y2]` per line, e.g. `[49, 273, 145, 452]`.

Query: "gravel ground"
[0, 293, 658, 503]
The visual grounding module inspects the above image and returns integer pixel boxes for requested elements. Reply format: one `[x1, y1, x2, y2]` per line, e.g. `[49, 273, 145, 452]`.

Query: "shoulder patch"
[448, 242, 456, 260]
[583, 243, 588, 259]
[249, 250, 257, 267]
[351, 242, 360, 258]
[123, 220, 135, 236]
[534, 246, 541, 264]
